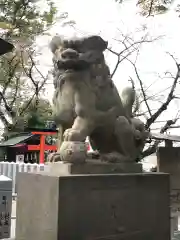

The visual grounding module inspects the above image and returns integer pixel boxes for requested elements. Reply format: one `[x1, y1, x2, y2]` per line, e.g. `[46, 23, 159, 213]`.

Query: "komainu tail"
[121, 87, 136, 118]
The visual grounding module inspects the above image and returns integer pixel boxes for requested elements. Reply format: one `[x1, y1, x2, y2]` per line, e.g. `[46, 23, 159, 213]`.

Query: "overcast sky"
[36, 0, 180, 134]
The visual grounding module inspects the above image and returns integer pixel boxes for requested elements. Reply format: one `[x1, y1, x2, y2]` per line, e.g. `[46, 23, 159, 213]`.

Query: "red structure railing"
[28, 131, 57, 164]
[27, 131, 91, 164]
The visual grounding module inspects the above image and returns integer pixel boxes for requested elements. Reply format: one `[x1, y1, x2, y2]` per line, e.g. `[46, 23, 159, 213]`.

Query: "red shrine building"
[0, 129, 58, 164]
[0, 128, 91, 164]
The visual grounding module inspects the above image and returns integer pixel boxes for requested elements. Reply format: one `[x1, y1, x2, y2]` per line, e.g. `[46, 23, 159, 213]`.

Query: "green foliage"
[3, 97, 53, 139]
[137, 0, 169, 16]
[21, 98, 53, 129]
[115, 0, 173, 16]
[0, 0, 58, 136]
[0, 0, 57, 39]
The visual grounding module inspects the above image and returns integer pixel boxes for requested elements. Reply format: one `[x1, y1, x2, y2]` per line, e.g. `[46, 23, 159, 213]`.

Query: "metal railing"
[0, 162, 49, 194]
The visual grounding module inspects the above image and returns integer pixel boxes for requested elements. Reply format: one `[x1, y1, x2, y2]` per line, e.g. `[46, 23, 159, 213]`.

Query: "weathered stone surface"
[47, 160, 142, 175]
[49, 34, 149, 163]
[157, 146, 180, 236]
[16, 172, 170, 240]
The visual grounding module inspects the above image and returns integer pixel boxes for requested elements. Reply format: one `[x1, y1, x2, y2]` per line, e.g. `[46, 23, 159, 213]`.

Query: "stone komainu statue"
[49, 35, 149, 163]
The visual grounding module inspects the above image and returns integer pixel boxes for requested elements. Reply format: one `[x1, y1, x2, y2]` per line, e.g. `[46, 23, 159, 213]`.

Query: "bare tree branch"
[108, 35, 154, 78]
[126, 58, 152, 117]
[18, 57, 49, 117]
[0, 56, 20, 105]
[147, 0, 154, 16]
[10, 76, 19, 108]
[142, 119, 177, 158]
[166, 125, 180, 129]
[21, 50, 37, 86]
[109, 48, 137, 78]
[0, 48, 49, 129]
[0, 54, 22, 126]
[0, 91, 13, 115]
[145, 55, 180, 128]
[18, 77, 47, 117]
[0, 110, 10, 127]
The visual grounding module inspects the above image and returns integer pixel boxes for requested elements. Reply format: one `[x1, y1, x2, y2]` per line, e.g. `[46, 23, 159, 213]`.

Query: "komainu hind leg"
[113, 116, 138, 162]
[100, 152, 129, 163]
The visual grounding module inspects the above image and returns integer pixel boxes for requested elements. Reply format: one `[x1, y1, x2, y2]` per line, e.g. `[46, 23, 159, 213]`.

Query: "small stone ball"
[59, 141, 87, 163]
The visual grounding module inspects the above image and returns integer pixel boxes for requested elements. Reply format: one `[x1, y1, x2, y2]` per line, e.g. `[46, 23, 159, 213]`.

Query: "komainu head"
[49, 35, 108, 72]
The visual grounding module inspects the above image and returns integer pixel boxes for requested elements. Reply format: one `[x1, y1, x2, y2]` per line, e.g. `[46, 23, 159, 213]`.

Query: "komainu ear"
[81, 35, 108, 52]
[49, 35, 63, 53]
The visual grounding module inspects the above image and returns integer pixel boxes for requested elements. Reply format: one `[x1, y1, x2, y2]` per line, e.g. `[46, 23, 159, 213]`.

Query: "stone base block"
[46, 160, 142, 175]
[16, 172, 170, 240]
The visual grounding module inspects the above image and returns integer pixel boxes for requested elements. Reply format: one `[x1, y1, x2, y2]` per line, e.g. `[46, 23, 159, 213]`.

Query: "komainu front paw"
[63, 128, 84, 141]
[47, 152, 62, 163]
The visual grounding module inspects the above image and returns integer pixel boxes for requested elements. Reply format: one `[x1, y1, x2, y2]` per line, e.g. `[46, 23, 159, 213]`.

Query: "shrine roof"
[151, 133, 180, 142]
[0, 133, 33, 147]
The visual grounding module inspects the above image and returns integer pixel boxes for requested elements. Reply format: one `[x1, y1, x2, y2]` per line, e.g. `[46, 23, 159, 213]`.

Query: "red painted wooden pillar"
[39, 135, 45, 164]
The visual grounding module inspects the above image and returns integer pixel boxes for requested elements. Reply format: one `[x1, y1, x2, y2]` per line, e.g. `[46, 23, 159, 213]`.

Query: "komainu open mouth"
[57, 59, 91, 71]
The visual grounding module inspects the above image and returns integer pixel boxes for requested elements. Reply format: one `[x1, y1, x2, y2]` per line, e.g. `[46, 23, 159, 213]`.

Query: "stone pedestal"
[16, 170, 170, 240]
[46, 160, 142, 175]
[157, 147, 180, 236]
